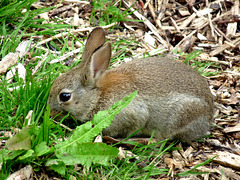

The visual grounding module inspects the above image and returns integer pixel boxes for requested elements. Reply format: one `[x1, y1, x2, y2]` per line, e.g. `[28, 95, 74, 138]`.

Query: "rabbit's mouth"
[49, 109, 72, 121]
[49, 109, 85, 129]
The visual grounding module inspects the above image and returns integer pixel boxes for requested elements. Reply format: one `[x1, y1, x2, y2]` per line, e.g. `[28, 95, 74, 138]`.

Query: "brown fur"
[47, 27, 214, 142]
[97, 71, 135, 95]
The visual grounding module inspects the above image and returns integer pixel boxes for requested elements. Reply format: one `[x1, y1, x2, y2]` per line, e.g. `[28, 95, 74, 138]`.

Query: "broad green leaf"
[18, 149, 34, 160]
[108, 6, 120, 14]
[99, 18, 106, 26]
[46, 159, 66, 176]
[54, 91, 137, 167]
[92, 90, 138, 125]
[54, 121, 93, 149]
[6, 126, 32, 150]
[56, 142, 118, 167]
[94, 0, 111, 10]
[0, 149, 25, 163]
[35, 141, 52, 157]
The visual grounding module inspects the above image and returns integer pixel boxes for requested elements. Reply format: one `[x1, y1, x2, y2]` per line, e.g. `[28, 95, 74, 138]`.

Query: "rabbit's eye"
[59, 93, 71, 102]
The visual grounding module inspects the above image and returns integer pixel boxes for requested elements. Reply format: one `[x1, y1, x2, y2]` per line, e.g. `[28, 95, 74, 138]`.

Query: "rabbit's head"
[47, 27, 111, 122]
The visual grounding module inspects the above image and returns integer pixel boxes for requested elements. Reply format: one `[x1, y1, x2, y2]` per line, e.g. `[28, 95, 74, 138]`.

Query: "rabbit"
[47, 27, 214, 142]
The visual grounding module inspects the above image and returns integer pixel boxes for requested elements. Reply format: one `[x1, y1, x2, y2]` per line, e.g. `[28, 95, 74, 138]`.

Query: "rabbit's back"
[96, 57, 213, 141]
[98, 57, 213, 107]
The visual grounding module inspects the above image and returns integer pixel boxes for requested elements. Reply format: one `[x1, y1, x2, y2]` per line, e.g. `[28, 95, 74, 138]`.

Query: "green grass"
[90, 0, 137, 26]
[0, 1, 215, 179]
[172, 49, 220, 76]
[0, 0, 70, 58]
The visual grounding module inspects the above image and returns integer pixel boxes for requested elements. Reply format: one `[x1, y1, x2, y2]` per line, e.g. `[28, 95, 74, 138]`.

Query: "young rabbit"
[48, 27, 214, 142]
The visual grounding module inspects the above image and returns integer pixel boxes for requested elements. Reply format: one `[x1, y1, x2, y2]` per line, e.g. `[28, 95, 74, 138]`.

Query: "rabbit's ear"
[82, 27, 106, 63]
[81, 42, 111, 86]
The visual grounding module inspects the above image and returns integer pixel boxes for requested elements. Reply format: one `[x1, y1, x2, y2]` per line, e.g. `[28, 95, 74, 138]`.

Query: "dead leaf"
[94, 135, 102, 143]
[6, 63, 26, 83]
[0, 53, 19, 74]
[208, 151, 240, 170]
[223, 123, 240, 133]
[0, 40, 31, 74]
[118, 147, 138, 161]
